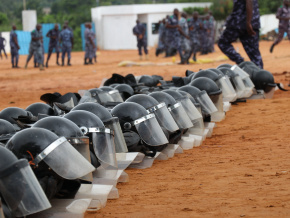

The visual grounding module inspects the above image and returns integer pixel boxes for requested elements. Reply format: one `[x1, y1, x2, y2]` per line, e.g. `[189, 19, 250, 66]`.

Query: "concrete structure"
[260, 14, 279, 35]
[1, 32, 11, 55]
[91, 3, 211, 50]
[22, 10, 37, 32]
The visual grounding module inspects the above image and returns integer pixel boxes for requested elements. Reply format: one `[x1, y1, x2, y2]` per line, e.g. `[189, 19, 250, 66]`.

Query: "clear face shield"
[67, 137, 93, 182]
[0, 159, 51, 217]
[216, 76, 237, 102]
[147, 102, 179, 133]
[133, 114, 169, 146]
[209, 93, 225, 121]
[168, 102, 194, 129]
[231, 75, 248, 98]
[89, 128, 118, 179]
[264, 85, 276, 99]
[103, 117, 128, 153]
[231, 65, 254, 98]
[195, 91, 218, 115]
[32, 137, 95, 180]
[94, 91, 115, 104]
[78, 90, 98, 104]
[179, 97, 203, 125]
[107, 90, 124, 103]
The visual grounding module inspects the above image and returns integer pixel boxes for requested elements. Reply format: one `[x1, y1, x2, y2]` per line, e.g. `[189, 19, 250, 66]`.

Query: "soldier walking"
[84, 23, 96, 65]
[270, 0, 290, 53]
[133, 20, 148, 60]
[10, 25, 20, 68]
[45, 24, 60, 67]
[0, 33, 7, 59]
[59, 24, 74, 66]
[179, 13, 191, 64]
[188, 12, 202, 62]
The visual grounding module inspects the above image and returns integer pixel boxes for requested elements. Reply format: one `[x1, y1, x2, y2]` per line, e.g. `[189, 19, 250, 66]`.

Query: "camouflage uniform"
[84, 27, 95, 60]
[218, 0, 263, 69]
[10, 30, 19, 67]
[210, 15, 215, 52]
[46, 28, 60, 66]
[26, 29, 43, 66]
[59, 28, 73, 63]
[179, 17, 191, 61]
[0, 36, 7, 59]
[188, 18, 201, 59]
[274, 5, 290, 45]
[133, 23, 148, 56]
[157, 23, 166, 51]
[201, 19, 211, 54]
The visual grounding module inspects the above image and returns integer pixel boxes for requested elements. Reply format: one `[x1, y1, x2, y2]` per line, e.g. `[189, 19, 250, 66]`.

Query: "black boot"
[45, 61, 48, 68]
[94, 56, 97, 63]
[34, 62, 38, 68]
[67, 59, 71, 66]
[84, 58, 88, 65]
[62, 59, 64, 66]
[270, 44, 275, 53]
[89, 59, 93, 64]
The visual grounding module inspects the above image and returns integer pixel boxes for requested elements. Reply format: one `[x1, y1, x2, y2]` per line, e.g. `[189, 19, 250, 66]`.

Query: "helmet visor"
[224, 75, 237, 102]
[232, 75, 247, 98]
[168, 103, 193, 129]
[134, 114, 169, 146]
[108, 90, 124, 103]
[78, 90, 98, 104]
[97, 92, 115, 104]
[34, 137, 95, 180]
[216, 76, 237, 102]
[180, 98, 202, 123]
[104, 117, 128, 153]
[196, 91, 218, 115]
[68, 137, 93, 182]
[147, 102, 179, 133]
[90, 128, 118, 178]
[0, 159, 51, 217]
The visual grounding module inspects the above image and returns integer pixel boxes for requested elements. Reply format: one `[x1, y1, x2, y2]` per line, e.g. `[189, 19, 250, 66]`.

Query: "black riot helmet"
[0, 107, 27, 129]
[115, 84, 134, 101]
[251, 70, 276, 92]
[149, 92, 193, 129]
[138, 75, 157, 87]
[0, 146, 51, 217]
[193, 69, 222, 83]
[126, 94, 179, 133]
[0, 119, 16, 144]
[25, 102, 55, 116]
[217, 63, 232, 69]
[239, 61, 260, 78]
[88, 88, 114, 104]
[99, 86, 124, 102]
[72, 102, 128, 153]
[111, 102, 168, 147]
[64, 111, 117, 179]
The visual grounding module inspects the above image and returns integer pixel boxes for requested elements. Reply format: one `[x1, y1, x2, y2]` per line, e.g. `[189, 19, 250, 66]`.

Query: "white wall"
[260, 14, 278, 35]
[147, 13, 169, 47]
[1, 32, 11, 54]
[22, 10, 37, 32]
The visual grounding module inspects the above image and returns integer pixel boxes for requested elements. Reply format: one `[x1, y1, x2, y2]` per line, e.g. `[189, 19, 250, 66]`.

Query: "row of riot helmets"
[0, 61, 276, 217]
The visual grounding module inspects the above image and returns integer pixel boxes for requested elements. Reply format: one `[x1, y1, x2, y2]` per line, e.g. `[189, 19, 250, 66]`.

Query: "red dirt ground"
[1, 41, 290, 217]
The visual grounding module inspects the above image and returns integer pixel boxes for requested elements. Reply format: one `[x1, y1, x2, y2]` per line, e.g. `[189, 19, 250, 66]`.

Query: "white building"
[91, 3, 212, 50]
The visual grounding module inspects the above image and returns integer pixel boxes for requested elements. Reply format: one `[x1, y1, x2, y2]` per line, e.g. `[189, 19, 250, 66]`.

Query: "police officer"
[179, 13, 191, 63]
[188, 11, 202, 62]
[10, 25, 20, 68]
[156, 19, 166, 57]
[45, 24, 60, 67]
[25, 24, 44, 70]
[270, 0, 290, 53]
[209, 11, 215, 52]
[0, 33, 7, 59]
[59, 24, 74, 66]
[218, 0, 263, 69]
[84, 22, 96, 65]
[133, 20, 148, 60]
[166, 8, 189, 64]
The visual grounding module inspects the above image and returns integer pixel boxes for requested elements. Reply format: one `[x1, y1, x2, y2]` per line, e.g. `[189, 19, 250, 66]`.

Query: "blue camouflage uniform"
[133, 23, 148, 56]
[201, 19, 210, 54]
[210, 15, 216, 52]
[0, 36, 7, 59]
[10, 30, 19, 67]
[26, 29, 43, 66]
[59, 28, 73, 63]
[179, 17, 191, 61]
[84, 27, 95, 60]
[218, 0, 263, 69]
[47, 29, 60, 53]
[188, 18, 202, 58]
[274, 5, 290, 45]
[157, 23, 166, 52]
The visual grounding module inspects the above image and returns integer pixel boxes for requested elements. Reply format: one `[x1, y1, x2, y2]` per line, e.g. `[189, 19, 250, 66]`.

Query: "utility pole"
[23, 0, 26, 10]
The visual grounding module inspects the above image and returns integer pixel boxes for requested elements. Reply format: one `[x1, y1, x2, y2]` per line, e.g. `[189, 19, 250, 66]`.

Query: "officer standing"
[59, 24, 74, 66]
[45, 24, 60, 67]
[270, 0, 290, 53]
[25, 24, 44, 70]
[133, 20, 148, 60]
[218, 0, 263, 69]
[156, 19, 165, 57]
[179, 12, 191, 64]
[10, 25, 20, 68]
[84, 23, 96, 65]
[188, 11, 202, 62]
[209, 11, 215, 52]
[0, 33, 7, 59]
[205, 14, 213, 53]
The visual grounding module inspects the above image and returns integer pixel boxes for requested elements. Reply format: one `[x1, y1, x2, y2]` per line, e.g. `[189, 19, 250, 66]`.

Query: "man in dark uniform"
[188, 11, 202, 62]
[0, 33, 7, 59]
[59, 24, 74, 66]
[218, 0, 263, 69]
[270, 0, 290, 53]
[45, 24, 60, 67]
[10, 25, 20, 68]
[25, 24, 44, 70]
[84, 23, 96, 65]
[133, 20, 148, 60]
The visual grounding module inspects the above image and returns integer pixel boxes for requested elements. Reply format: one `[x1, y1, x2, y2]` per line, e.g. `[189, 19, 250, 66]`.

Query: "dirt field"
[1, 41, 290, 217]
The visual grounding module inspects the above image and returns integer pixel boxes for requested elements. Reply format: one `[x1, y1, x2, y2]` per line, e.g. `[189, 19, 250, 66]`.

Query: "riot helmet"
[109, 83, 120, 88]
[0, 107, 27, 130]
[0, 146, 51, 217]
[0, 119, 16, 144]
[99, 86, 124, 102]
[138, 75, 157, 87]
[217, 63, 232, 69]
[190, 78, 224, 122]
[111, 102, 168, 147]
[64, 111, 117, 179]
[88, 88, 114, 104]
[251, 70, 276, 98]
[115, 84, 134, 101]
[126, 94, 179, 133]
[149, 91, 193, 129]
[72, 103, 128, 153]
[25, 102, 55, 116]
